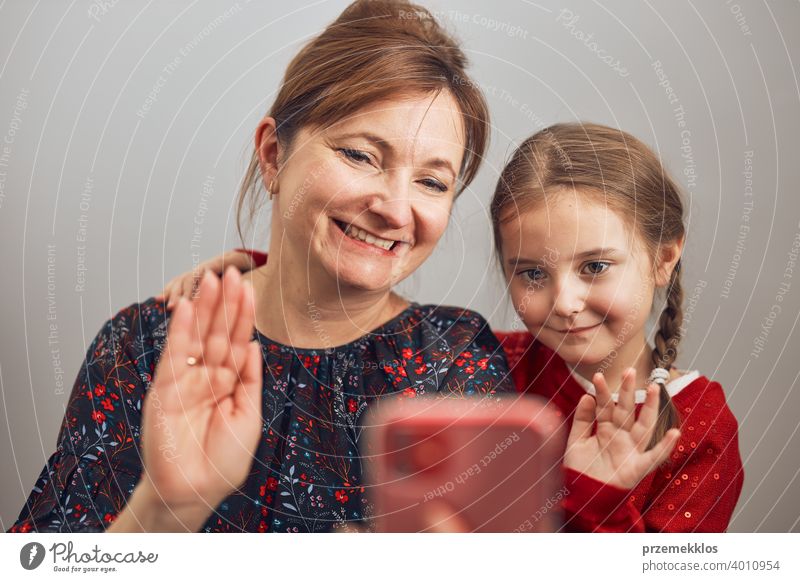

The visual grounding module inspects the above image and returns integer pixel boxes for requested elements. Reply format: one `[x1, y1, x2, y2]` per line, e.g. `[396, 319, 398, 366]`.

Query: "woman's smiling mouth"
[332, 218, 406, 254]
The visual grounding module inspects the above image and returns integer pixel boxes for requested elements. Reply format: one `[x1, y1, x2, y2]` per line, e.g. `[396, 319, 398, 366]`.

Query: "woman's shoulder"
[413, 303, 493, 332]
[104, 296, 169, 339]
[87, 296, 171, 366]
[404, 303, 499, 351]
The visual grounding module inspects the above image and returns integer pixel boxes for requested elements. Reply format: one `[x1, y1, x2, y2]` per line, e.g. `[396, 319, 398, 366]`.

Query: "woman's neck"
[571, 333, 656, 394]
[244, 258, 409, 349]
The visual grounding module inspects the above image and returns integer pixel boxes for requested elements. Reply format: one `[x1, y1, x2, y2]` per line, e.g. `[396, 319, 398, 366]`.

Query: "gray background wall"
[1, 0, 798, 532]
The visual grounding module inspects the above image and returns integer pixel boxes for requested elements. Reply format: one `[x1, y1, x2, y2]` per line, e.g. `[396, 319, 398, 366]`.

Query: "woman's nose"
[366, 176, 413, 230]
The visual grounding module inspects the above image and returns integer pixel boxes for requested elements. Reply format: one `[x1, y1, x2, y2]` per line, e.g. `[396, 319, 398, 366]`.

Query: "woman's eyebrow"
[334, 131, 456, 179]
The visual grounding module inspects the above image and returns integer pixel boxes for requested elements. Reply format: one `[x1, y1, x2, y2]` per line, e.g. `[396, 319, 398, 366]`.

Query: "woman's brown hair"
[490, 122, 685, 450]
[237, 0, 490, 240]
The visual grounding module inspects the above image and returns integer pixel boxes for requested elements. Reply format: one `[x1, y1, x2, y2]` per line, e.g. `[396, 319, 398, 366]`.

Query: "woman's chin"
[327, 263, 395, 293]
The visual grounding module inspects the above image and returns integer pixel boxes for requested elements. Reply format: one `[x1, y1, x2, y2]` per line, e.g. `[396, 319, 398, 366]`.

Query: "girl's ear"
[255, 116, 281, 190]
[655, 235, 684, 287]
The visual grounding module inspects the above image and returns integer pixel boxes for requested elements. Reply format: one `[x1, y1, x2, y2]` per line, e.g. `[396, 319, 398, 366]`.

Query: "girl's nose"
[551, 279, 585, 318]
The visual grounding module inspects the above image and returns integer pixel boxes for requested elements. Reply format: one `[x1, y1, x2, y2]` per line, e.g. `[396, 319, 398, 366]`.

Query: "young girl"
[490, 122, 743, 532]
[160, 122, 744, 533]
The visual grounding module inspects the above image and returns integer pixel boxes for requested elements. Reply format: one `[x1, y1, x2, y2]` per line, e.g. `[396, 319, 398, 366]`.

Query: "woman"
[9, 0, 513, 533]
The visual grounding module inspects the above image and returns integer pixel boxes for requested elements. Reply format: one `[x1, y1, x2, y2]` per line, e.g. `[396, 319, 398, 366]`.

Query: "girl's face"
[500, 191, 659, 367]
[260, 90, 465, 293]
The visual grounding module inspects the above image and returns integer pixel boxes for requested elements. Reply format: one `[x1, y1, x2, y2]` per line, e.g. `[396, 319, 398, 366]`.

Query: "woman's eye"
[419, 178, 448, 193]
[338, 148, 372, 164]
[583, 261, 610, 276]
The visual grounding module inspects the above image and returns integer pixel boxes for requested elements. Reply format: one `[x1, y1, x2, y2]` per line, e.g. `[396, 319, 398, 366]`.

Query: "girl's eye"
[583, 261, 611, 276]
[419, 178, 448, 193]
[521, 268, 546, 282]
[338, 148, 373, 165]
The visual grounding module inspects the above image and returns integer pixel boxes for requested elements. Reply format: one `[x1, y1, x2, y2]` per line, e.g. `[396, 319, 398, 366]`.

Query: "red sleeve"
[234, 248, 268, 267]
[561, 467, 645, 532]
[560, 380, 744, 533]
[636, 382, 744, 532]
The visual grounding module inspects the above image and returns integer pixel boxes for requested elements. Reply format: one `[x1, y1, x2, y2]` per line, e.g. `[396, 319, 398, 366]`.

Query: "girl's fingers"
[617, 368, 637, 431]
[592, 373, 614, 423]
[185, 273, 198, 301]
[633, 384, 661, 449]
[204, 267, 241, 368]
[163, 282, 178, 309]
[641, 428, 681, 472]
[566, 394, 597, 448]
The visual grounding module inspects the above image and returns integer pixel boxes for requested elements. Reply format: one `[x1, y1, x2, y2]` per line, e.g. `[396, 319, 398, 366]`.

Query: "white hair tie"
[648, 367, 671, 387]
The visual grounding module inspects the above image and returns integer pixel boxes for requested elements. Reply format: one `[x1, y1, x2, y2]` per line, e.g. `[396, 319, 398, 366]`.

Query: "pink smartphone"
[363, 394, 566, 532]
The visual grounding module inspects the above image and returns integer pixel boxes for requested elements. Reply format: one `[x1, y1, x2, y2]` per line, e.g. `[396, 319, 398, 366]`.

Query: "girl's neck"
[244, 256, 409, 350]
[571, 332, 657, 393]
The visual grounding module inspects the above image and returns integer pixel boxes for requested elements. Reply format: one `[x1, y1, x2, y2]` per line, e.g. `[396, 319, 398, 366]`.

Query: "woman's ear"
[655, 235, 685, 287]
[255, 116, 280, 193]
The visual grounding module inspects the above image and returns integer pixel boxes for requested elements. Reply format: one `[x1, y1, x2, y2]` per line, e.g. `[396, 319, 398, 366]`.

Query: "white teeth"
[342, 223, 395, 251]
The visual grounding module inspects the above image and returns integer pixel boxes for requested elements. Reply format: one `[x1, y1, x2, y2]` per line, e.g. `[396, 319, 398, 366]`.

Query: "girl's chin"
[546, 343, 612, 367]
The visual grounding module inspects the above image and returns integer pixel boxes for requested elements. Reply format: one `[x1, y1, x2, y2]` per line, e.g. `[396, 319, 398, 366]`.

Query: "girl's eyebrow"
[574, 247, 621, 259]
[506, 247, 621, 268]
[505, 256, 545, 268]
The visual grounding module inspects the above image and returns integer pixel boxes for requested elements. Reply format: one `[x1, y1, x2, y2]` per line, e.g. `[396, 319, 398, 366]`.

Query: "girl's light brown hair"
[237, 0, 489, 240]
[491, 122, 685, 450]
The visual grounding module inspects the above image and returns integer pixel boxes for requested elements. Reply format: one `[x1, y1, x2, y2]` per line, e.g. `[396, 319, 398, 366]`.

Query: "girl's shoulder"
[669, 371, 740, 432]
[669, 371, 729, 406]
[493, 330, 536, 364]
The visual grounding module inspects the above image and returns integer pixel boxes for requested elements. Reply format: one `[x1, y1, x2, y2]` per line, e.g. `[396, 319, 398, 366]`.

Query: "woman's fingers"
[566, 394, 596, 448]
[233, 340, 263, 419]
[592, 373, 615, 423]
[616, 368, 637, 431]
[225, 280, 256, 372]
[203, 267, 241, 369]
[154, 298, 195, 407]
[193, 270, 222, 346]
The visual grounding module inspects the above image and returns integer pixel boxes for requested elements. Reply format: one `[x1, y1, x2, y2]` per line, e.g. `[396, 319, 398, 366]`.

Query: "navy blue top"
[10, 297, 513, 532]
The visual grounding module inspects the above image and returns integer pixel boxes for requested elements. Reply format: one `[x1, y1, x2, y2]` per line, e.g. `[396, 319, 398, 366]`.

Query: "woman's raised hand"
[563, 368, 681, 490]
[139, 267, 263, 527]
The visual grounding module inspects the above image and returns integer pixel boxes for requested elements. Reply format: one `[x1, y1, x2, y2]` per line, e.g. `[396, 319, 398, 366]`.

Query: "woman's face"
[500, 192, 659, 367]
[261, 90, 466, 293]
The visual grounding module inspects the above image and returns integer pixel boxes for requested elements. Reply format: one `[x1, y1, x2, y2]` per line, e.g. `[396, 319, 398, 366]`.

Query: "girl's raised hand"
[139, 267, 263, 527]
[157, 250, 256, 310]
[564, 368, 681, 490]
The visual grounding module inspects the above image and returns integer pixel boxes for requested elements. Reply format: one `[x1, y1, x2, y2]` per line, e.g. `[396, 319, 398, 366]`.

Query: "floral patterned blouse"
[9, 297, 513, 533]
